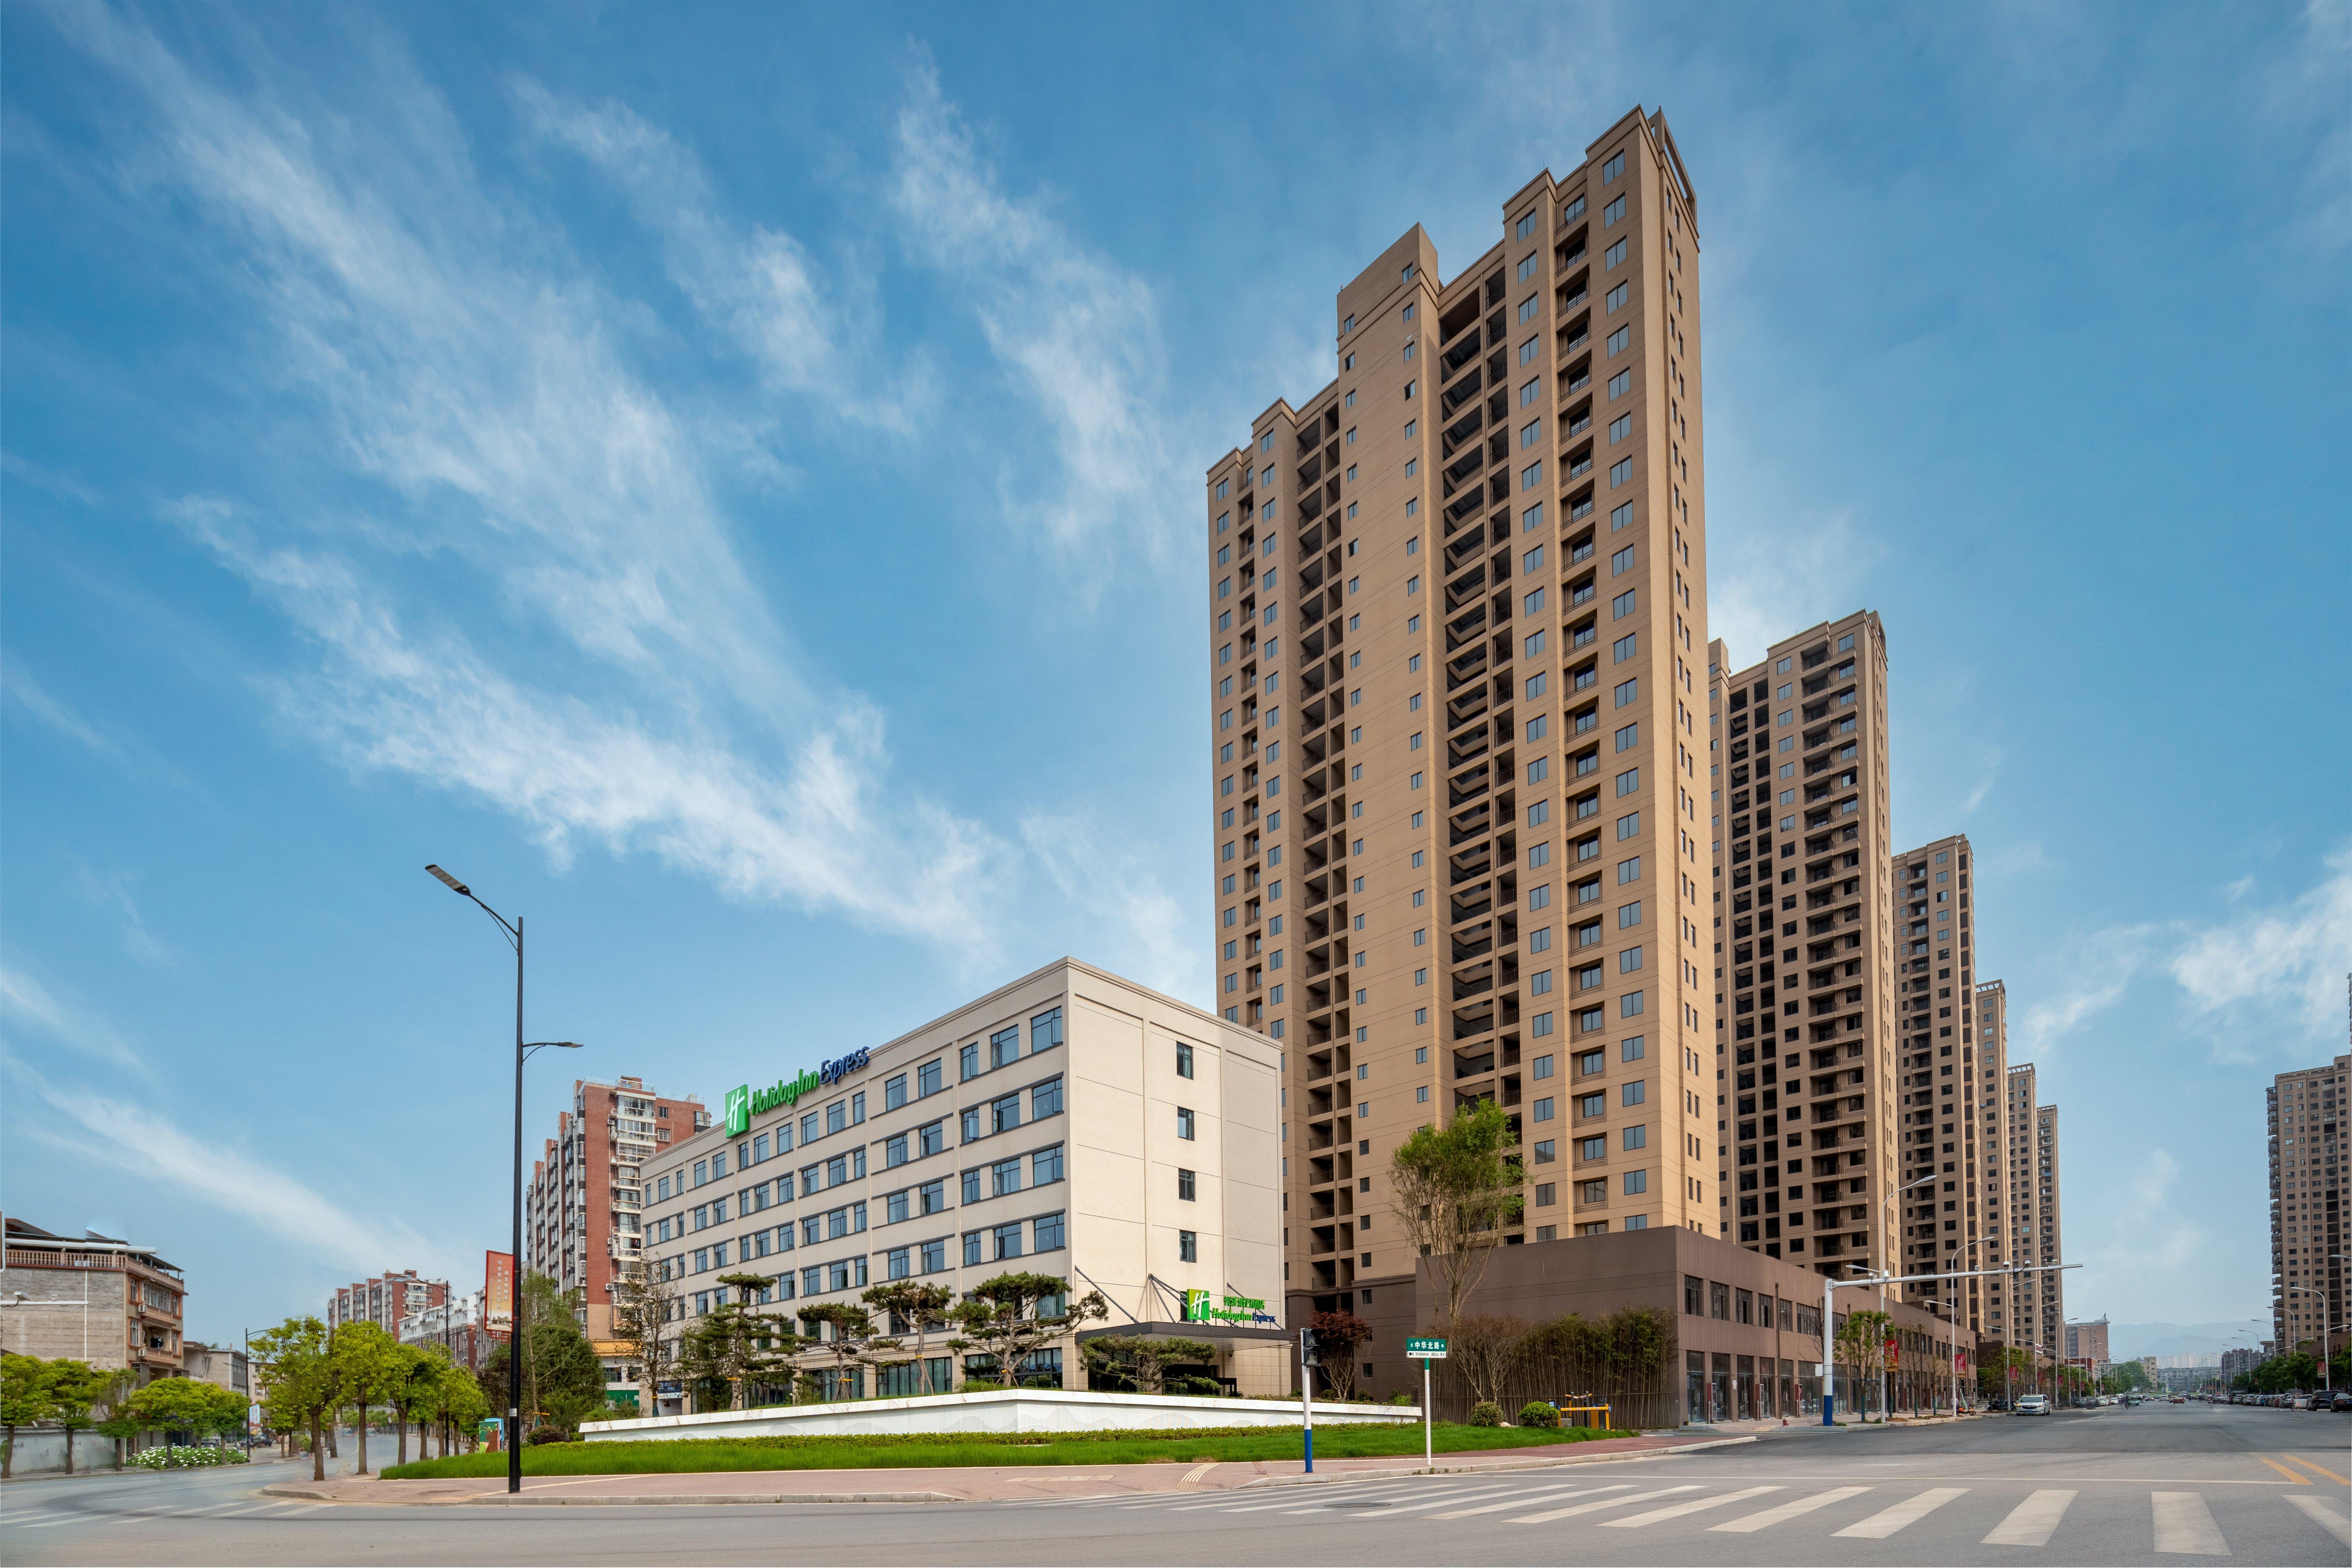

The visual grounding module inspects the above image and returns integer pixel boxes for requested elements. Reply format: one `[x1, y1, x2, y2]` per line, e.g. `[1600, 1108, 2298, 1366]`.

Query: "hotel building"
[637, 960, 1284, 1410]
[2268, 1051, 2347, 1356]
[1704, 610, 1899, 1276]
[1201, 107, 1720, 1321]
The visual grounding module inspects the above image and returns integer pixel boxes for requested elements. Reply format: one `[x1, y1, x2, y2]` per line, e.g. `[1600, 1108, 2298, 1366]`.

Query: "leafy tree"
[384, 1345, 447, 1467]
[1308, 1310, 1375, 1401]
[950, 1272, 1107, 1388]
[481, 1275, 605, 1430]
[1451, 1314, 1531, 1411]
[252, 1317, 339, 1480]
[1081, 1334, 1220, 1396]
[796, 1302, 877, 1401]
[329, 1322, 402, 1474]
[123, 1377, 245, 1443]
[2, 1352, 56, 1480]
[43, 1361, 120, 1475]
[1833, 1309, 1893, 1416]
[862, 1281, 955, 1395]
[1389, 1100, 1525, 1332]
[679, 1275, 797, 1413]
[609, 1267, 680, 1416]
[427, 1353, 490, 1455]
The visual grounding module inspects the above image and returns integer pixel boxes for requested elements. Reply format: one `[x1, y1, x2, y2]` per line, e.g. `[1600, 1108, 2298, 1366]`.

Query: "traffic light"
[1299, 1327, 1321, 1366]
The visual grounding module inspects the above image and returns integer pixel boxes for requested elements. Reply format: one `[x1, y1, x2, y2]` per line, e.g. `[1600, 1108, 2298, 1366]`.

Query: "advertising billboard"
[485, 1249, 514, 1333]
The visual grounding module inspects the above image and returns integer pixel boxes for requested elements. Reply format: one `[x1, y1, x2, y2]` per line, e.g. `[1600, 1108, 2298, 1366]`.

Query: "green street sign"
[1406, 1337, 1448, 1359]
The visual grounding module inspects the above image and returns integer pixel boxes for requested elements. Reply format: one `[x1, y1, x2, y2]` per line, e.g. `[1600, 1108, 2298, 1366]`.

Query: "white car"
[2014, 1394, 2050, 1416]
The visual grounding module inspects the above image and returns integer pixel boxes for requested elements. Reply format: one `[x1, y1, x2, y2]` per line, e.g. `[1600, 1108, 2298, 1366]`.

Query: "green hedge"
[382, 1419, 1632, 1479]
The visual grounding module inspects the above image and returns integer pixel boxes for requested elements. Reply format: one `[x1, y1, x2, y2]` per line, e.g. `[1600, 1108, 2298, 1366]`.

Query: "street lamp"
[425, 864, 581, 1495]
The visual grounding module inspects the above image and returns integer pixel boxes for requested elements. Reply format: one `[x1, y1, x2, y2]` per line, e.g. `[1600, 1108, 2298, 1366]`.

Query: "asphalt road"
[2, 1401, 2345, 1566]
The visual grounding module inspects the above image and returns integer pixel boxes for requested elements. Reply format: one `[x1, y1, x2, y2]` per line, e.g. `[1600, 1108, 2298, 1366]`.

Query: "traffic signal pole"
[1299, 1327, 1317, 1473]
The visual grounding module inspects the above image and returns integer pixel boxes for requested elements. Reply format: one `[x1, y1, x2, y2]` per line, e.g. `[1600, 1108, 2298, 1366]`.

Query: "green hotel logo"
[723, 1085, 751, 1138]
[1182, 1290, 1272, 1326]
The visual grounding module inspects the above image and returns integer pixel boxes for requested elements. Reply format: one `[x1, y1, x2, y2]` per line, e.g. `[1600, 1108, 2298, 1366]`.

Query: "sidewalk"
[260, 1430, 1756, 1507]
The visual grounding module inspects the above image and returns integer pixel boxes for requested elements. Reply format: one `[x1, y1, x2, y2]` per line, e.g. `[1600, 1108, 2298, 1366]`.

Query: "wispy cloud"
[1706, 506, 1880, 672]
[9, 1054, 443, 1278]
[2171, 842, 2352, 1040]
[68, 867, 176, 969]
[54, 7, 1025, 960]
[1, 449, 102, 505]
[2, 657, 118, 758]
[515, 80, 931, 432]
[887, 58, 1182, 577]
[2015, 844, 2352, 1065]
[1020, 811, 1201, 1003]
[0, 962, 149, 1075]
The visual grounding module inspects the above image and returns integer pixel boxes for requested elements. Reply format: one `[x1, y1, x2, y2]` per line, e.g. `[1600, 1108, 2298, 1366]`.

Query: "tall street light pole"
[426, 865, 581, 1496]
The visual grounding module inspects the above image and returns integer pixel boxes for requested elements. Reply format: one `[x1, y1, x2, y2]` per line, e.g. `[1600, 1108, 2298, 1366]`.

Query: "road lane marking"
[1156, 1481, 1439, 1512]
[1982, 1489, 2077, 1546]
[2283, 1494, 2351, 1547]
[1263, 1483, 1524, 1515]
[1709, 1486, 1873, 1534]
[1599, 1486, 1781, 1528]
[2284, 1454, 2350, 1486]
[2151, 1492, 2227, 1555]
[1428, 1484, 1633, 1520]
[2256, 1456, 2312, 1484]
[1510, 1485, 1703, 1524]
[1180, 1463, 1216, 1486]
[1833, 1486, 1969, 1539]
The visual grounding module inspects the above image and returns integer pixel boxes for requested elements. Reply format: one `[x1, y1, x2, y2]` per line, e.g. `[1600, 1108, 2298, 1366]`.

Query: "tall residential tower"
[1203, 107, 1718, 1320]
[1703, 610, 1899, 1277]
[2268, 1052, 2347, 1356]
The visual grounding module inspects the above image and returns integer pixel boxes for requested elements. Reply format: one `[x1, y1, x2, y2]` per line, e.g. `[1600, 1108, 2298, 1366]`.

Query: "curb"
[1237, 1434, 1759, 1488]
[258, 1483, 956, 1507]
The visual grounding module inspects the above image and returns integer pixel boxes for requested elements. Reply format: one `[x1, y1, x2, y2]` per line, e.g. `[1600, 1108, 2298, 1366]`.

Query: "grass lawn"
[381, 1421, 1633, 1479]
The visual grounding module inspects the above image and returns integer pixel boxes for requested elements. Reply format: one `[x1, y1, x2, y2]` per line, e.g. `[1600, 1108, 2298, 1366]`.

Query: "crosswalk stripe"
[1279, 1482, 1532, 1516]
[1428, 1483, 1634, 1520]
[1155, 1480, 1439, 1514]
[1511, 1485, 1703, 1524]
[1599, 1486, 1782, 1528]
[1833, 1486, 1969, 1539]
[1709, 1486, 1873, 1534]
[1983, 1489, 2077, 1547]
[2283, 1494, 2351, 1547]
[2151, 1492, 2227, 1556]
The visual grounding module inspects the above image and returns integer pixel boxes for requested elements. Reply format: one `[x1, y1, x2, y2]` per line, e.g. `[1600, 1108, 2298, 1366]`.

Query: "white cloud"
[0, 963, 149, 1075]
[8, 1054, 443, 1279]
[515, 81, 931, 432]
[56, 9, 1021, 958]
[2016, 922, 2161, 1060]
[1020, 812, 1201, 1003]
[1705, 506, 1880, 673]
[2075, 1147, 2208, 1315]
[887, 59, 1183, 577]
[2170, 842, 2352, 1041]
[2, 657, 118, 759]
[1, 449, 102, 505]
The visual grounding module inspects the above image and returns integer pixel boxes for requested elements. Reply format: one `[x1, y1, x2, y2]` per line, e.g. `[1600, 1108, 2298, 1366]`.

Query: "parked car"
[2014, 1395, 2050, 1416]
[2329, 1391, 2352, 1413]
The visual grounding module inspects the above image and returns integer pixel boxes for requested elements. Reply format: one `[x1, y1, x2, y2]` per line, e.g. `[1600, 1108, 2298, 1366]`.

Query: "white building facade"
[640, 959, 1285, 1412]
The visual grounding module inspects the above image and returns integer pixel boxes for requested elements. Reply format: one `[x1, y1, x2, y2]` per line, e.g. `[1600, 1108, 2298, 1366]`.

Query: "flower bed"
[131, 1445, 250, 1469]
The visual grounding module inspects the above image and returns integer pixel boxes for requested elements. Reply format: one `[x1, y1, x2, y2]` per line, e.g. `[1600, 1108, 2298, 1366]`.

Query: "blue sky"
[3, 2, 2345, 1346]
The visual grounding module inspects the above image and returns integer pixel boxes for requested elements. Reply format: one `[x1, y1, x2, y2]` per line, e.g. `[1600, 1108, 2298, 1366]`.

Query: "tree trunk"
[310, 1414, 325, 1482]
[396, 1410, 407, 1468]
[326, 1417, 338, 1458]
[64, 1429, 75, 1475]
[355, 1402, 369, 1474]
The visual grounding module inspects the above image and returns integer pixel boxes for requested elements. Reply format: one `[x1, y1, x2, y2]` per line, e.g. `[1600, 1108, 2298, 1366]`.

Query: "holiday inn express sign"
[1183, 1289, 1277, 1327]
[724, 1047, 873, 1136]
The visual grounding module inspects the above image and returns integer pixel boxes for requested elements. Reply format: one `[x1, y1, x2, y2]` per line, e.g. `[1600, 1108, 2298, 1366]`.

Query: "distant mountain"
[2103, 1321, 2271, 1360]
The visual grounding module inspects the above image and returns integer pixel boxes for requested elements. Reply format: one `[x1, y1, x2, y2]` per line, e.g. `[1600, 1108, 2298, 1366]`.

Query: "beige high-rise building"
[1994, 1061, 2064, 1353]
[1961, 975, 2013, 1333]
[1203, 107, 1719, 1319]
[1702, 612, 1900, 1278]
[2268, 1052, 2347, 1356]
[1885, 834, 1998, 1329]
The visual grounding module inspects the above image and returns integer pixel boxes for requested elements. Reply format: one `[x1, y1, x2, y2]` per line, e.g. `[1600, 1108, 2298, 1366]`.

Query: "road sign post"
[1406, 1338, 1448, 1470]
[1299, 1327, 1320, 1474]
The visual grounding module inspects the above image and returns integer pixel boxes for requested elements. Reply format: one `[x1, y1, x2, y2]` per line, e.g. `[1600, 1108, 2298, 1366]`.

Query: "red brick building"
[526, 1076, 706, 1339]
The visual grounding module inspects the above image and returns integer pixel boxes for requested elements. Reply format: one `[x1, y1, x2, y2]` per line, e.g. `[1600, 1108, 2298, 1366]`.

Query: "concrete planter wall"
[582, 1387, 1421, 1442]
